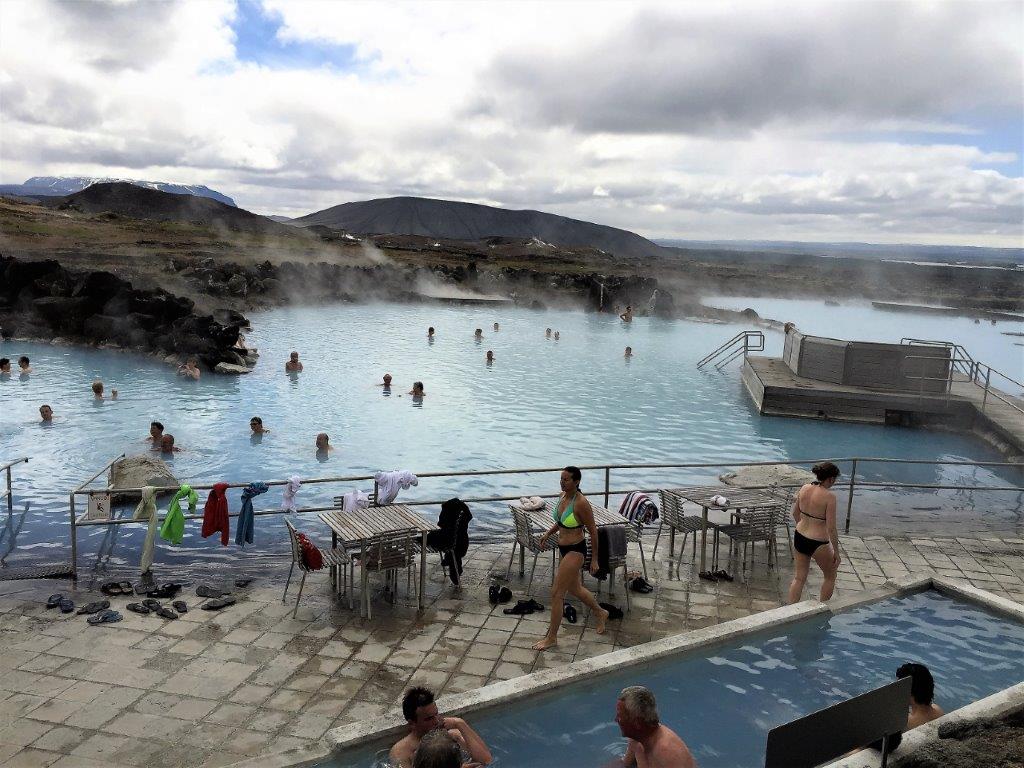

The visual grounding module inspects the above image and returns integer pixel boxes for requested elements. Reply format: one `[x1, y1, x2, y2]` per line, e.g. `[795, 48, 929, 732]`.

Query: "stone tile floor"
[1, 531, 1023, 767]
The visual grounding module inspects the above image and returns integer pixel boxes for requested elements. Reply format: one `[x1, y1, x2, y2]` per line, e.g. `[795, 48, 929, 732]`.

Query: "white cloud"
[0, 0, 1020, 247]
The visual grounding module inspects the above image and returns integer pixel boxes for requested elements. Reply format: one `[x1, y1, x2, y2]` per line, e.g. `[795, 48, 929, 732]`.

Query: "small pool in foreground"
[320, 590, 1024, 768]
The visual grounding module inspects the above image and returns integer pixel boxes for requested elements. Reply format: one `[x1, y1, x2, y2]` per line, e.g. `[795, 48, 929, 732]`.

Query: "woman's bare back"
[795, 483, 833, 539]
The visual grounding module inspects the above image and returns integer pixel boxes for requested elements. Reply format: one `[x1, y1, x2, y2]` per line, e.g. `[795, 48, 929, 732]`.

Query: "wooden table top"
[662, 486, 787, 510]
[318, 504, 437, 546]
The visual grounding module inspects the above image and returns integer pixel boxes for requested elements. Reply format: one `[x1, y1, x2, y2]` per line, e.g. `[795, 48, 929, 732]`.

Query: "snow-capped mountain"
[0, 176, 236, 207]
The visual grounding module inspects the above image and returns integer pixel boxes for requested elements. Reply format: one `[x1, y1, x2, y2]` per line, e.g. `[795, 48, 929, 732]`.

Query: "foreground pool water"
[320, 590, 1024, 768]
[0, 300, 1020, 576]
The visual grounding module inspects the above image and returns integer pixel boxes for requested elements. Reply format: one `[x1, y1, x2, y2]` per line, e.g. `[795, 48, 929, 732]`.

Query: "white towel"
[282, 476, 301, 512]
[519, 496, 546, 511]
[133, 485, 158, 575]
[342, 489, 370, 512]
[712, 494, 729, 507]
[374, 470, 419, 504]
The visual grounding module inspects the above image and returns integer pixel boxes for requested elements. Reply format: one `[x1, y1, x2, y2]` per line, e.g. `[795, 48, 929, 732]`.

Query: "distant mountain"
[0, 176, 236, 207]
[291, 196, 667, 259]
[46, 182, 291, 236]
[656, 239, 1023, 266]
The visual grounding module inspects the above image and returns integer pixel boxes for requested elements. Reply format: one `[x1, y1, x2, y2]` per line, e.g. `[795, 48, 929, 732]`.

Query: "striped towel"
[617, 491, 659, 526]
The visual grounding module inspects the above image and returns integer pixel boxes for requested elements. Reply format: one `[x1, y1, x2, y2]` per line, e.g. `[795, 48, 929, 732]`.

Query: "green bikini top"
[554, 492, 581, 528]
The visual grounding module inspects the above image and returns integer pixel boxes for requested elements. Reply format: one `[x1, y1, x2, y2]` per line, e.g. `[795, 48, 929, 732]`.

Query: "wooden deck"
[742, 356, 1023, 454]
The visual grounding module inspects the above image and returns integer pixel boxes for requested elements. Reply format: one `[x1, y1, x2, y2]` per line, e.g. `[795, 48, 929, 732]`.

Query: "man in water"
[159, 434, 181, 453]
[474, 328, 483, 339]
[286, 351, 304, 372]
[898, 663, 944, 729]
[545, 328, 551, 338]
[0, 358, 10, 376]
[147, 421, 164, 443]
[485, 351, 494, 364]
[250, 417, 269, 434]
[428, 327, 435, 339]
[92, 381, 105, 399]
[620, 305, 633, 322]
[390, 687, 492, 768]
[624, 346, 633, 358]
[493, 322, 499, 331]
[39, 404, 53, 422]
[178, 359, 201, 380]
[315, 432, 333, 460]
[616, 686, 696, 768]
[409, 381, 425, 398]
[553, 331, 560, 340]
[378, 373, 393, 390]
[18, 356, 32, 374]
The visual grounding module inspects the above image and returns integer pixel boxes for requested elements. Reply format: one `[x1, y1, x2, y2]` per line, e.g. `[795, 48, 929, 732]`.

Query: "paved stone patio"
[1, 530, 1023, 767]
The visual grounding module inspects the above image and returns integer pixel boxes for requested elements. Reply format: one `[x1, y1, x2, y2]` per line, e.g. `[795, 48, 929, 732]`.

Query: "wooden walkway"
[742, 356, 1023, 454]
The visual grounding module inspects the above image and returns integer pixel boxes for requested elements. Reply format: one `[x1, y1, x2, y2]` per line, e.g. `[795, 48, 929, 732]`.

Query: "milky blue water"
[0, 300, 1021, 577]
[320, 590, 1024, 768]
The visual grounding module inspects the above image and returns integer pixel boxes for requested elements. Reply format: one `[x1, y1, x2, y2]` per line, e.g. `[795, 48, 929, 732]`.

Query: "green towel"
[159, 484, 197, 545]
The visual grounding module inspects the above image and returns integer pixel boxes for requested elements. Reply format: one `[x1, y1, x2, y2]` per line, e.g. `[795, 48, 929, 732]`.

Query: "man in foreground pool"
[616, 686, 696, 768]
[391, 687, 491, 768]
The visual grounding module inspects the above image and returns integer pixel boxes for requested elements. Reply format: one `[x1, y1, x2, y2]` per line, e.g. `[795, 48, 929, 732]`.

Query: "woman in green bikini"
[534, 466, 610, 651]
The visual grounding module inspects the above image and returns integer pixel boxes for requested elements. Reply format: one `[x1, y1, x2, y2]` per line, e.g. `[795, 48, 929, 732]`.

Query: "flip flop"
[502, 599, 534, 616]
[126, 603, 150, 615]
[497, 586, 513, 604]
[599, 602, 624, 621]
[714, 570, 734, 582]
[156, 607, 178, 620]
[58, 598, 75, 614]
[87, 609, 122, 625]
[76, 600, 110, 615]
[141, 599, 162, 612]
[563, 604, 578, 624]
[201, 597, 236, 611]
[100, 581, 123, 596]
[145, 583, 179, 599]
[488, 584, 499, 604]
[172, 600, 187, 614]
[698, 571, 719, 582]
[46, 594, 64, 609]
[196, 584, 224, 599]
[526, 599, 545, 612]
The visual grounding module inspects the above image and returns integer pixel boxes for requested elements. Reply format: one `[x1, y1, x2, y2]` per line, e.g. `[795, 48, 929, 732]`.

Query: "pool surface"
[318, 590, 1024, 767]
[0, 300, 1020, 576]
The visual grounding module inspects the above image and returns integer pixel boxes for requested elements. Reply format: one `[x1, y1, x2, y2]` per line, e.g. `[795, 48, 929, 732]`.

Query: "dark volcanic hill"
[46, 182, 291, 236]
[291, 196, 667, 259]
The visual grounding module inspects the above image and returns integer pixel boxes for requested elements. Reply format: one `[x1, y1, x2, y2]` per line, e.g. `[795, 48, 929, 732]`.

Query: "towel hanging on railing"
[616, 491, 659, 526]
[160, 484, 198, 545]
[374, 470, 418, 504]
[133, 485, 158, 574]
[201, 483, 230, 546]
[341, 489, 370, 512]
[236, 482, 269, 547]
[281, 476, 301, 513]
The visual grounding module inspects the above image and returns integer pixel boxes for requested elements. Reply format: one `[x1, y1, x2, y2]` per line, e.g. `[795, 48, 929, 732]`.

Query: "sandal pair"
[100, 581, 135, 597]
[201, 597, 236, 611]
[87, 609, 122, 626]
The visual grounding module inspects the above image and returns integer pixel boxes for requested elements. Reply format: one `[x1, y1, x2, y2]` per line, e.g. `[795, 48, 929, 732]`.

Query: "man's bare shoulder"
[650, 726, 696, 768]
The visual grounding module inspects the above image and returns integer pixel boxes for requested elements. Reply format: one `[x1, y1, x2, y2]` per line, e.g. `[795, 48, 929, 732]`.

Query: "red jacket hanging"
[201, 482, 230, 546]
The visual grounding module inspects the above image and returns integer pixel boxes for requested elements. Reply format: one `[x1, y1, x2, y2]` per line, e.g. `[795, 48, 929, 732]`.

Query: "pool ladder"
[697, 330, 765, 371]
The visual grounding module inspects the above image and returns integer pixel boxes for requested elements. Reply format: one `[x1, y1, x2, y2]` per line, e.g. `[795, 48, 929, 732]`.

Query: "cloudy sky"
[1, 0, 1021, 246]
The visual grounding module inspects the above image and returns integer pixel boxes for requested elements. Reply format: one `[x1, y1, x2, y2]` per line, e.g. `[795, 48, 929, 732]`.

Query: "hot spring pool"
[0, 300, 1020, 576]
[316, 589, 1024, 768]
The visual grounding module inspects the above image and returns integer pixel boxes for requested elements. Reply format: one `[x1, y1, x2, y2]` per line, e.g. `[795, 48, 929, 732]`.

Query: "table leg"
[419, 531, 427, 610]
[699, 506, 709, 572]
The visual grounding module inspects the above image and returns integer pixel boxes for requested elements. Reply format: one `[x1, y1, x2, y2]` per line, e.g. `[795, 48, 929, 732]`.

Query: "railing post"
[604, 467, 610, 509]
[982, 368, 991, 412]
[69, 492, 78, 580]
[5, 466, 11, 510]
[844, 458, 858, 534]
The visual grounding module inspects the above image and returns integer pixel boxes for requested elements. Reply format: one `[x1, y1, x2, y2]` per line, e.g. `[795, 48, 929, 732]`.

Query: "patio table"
[318, 504, 438, 611]
[661, 486, 787, 572]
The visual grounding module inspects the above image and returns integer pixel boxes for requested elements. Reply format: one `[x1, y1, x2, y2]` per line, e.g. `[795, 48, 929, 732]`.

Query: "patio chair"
[713, 504, 785, 573]
[505, 505, 556, 596]
[767, 486, 795, 561]
[282, 519, 348, 618]
[652, 490, 705, 564]
[354, 531, 418, 620]
[583, 534, 631, 611]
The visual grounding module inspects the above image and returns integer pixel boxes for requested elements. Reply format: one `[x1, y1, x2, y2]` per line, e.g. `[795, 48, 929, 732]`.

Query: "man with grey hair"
[616, 686, 696, 767]
[412, 729, 482, 768]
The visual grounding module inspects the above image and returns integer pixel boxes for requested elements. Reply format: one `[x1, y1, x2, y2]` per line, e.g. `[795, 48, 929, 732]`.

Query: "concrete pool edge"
[227, 572, 969, 767]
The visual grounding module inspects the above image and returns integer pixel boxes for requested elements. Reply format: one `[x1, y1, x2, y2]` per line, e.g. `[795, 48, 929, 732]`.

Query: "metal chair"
[505, 506, 556, 596]
[282, 519, 348, 618]
[354, 531, 418, 620]
[767, 486, 795, 561]
[653, 490, 706, 564]
[713, 505, 785, 573]
[583, 533, 631, 611]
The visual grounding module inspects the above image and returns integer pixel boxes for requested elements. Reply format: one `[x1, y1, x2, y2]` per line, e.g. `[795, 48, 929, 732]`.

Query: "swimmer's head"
[493, 322, 499, 331]
[625, 346, 632, 356]
[411, 381, 424, 395]
[545, 328, 551, 337]
[486, 350, 493, 362]
[402, 687, 441, 736]
[383, 373, 392, 385]
[474, 328, 482, 337]
[39, 404, 53, 421]
[150, 421, 164, 439]
[160, 434, 175, 451]
[91, 381, 104, 396]
[18, 356, 30, 369]
[0, 358, 9, 372]
[896, 663, 935, 705]
[315, 432, 330, 449]
[428, 327, 435, 336]
[290, 351, 300, 361]
[250, 416, 263, 432]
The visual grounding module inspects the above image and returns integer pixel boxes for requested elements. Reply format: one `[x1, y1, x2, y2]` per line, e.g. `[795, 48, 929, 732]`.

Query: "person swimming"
[91, 381, 104, 399]
[18, 356, 32, 374]
[485, 351, 494, 364]
[159, 434, 181, 453]
[178, 358, 201, 380]
[545, 328, 552, 338]
[249, 417, 269, 434]
[378, 373, 393, 389]
[39, 404, 53, 422]
[620, 305, 633, 322]
[147, 421, 164, 443]
[409, 381, 425, 397]
[474, 328, 483, 339]
[286, 351, 303, 372]
[315, 432, 334, 452]
[624, 346, 632, 358]
[0, 358, 10, 376]
[553, 331, 560, 340]
[493, 322, 499, 331]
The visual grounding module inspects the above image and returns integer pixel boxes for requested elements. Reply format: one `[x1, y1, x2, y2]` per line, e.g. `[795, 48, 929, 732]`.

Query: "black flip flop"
[698, 571, 719, 582]
[76, 600, 110, 615]
[714, 570, 734, 582]
[58, 598, 75, 614]
[497, 586, 513, 604]
[563, 604, 578, 624]
[201, 596, 236, 611]
[87, 609, 122, 625]
[488, 584, 500, 603]
[502, 599, 533, 616]
[46, 594, 63, 609]
[196, 584, 224, 599]
[126, 603, 150, 615]
[172, 600, 187, 614]
[156, 607, 178, 620]
[526, 599, 545, 612]
[100, 581, 122, 596]
[141, 599, 162, 612]
[599, 602, 624, 621]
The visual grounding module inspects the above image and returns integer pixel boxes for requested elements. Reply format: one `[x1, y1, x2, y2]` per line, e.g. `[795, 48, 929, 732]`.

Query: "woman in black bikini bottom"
[788, 462, 842, 604]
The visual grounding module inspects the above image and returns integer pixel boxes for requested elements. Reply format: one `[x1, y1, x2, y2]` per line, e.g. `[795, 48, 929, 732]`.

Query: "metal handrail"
[2, 457, 28, 509]
[697, 330, 765, 370]
[901, 338, 976, 378]
[64, 454, 1024, 578]
[905, 355, 1024, 416]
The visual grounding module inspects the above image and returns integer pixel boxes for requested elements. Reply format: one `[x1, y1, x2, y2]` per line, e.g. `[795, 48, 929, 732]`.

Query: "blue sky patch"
[230, 0, 361, 71]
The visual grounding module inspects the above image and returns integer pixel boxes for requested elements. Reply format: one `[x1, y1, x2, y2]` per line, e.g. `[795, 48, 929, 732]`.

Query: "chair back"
[658, 490, 681, 526]
[285, 519, 312, 573]
[332, 491, 378, 508]
[740, 505, 784, 532]
[361, 532, 415, 573]
[511, 507, 546, 552]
